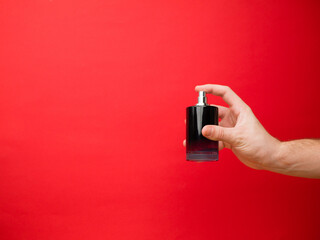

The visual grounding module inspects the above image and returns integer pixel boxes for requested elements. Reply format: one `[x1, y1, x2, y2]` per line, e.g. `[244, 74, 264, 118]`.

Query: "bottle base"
[186, 151, 219, 162]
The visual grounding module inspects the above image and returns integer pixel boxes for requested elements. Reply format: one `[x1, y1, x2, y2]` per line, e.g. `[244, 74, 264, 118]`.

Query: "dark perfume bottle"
[186, 91, 219, 161]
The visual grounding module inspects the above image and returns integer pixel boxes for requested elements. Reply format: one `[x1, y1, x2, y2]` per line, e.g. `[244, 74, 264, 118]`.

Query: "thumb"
[202, 125, 235, 145]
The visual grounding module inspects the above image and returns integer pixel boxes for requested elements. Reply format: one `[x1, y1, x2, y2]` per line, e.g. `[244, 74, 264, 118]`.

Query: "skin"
[183, 84, 320, 179]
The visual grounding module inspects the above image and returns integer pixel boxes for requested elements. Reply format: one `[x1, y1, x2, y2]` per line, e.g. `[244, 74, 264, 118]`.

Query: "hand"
[183, 84, 282, 171]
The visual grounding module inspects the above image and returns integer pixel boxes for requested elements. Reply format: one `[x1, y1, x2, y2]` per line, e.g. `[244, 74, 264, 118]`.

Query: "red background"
[1, 1, 320, 239]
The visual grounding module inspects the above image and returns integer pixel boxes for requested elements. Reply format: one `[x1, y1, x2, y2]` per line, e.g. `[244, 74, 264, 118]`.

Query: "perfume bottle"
[186, 91, 219, 161]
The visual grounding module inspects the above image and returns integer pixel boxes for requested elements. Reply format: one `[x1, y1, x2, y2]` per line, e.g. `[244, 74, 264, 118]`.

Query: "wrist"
[267, 140, 293, 174]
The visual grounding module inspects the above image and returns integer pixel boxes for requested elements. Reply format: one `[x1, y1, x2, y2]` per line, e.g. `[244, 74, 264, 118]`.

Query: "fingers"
[210, 104, 228, 119]
[202, 125, 235, 145]
[195, 84, 246, 109]
[183, 139, 186, 147]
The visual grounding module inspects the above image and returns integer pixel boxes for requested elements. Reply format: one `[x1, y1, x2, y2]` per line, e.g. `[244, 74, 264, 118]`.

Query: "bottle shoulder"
[186, 105, 218, 109]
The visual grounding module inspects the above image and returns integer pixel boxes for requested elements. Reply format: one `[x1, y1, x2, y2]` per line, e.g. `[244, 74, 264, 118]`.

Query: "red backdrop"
[1, 1, 320, 239]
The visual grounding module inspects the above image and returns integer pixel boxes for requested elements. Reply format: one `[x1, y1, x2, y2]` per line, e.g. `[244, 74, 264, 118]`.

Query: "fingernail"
[203, 127, 212, 136]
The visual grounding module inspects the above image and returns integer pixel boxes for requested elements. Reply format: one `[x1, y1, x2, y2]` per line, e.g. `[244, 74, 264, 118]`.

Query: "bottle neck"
[196, 91, 207, 106]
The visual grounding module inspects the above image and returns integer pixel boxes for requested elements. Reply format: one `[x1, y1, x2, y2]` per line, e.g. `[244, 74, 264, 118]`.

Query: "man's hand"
[183, 84, 320, 178]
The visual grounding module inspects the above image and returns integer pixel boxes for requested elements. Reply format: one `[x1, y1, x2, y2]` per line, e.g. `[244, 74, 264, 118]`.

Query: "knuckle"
[238, 104, 252, 115]
[245, 105, 252, 113]
[224, 86, 231, 93]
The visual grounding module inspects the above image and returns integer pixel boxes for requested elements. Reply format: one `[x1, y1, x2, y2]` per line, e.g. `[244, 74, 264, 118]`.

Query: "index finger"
[195, 84, 246, 109]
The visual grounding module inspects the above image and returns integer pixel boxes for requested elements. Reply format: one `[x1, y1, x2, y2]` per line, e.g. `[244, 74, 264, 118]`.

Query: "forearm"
[270, 139, 320, 178]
